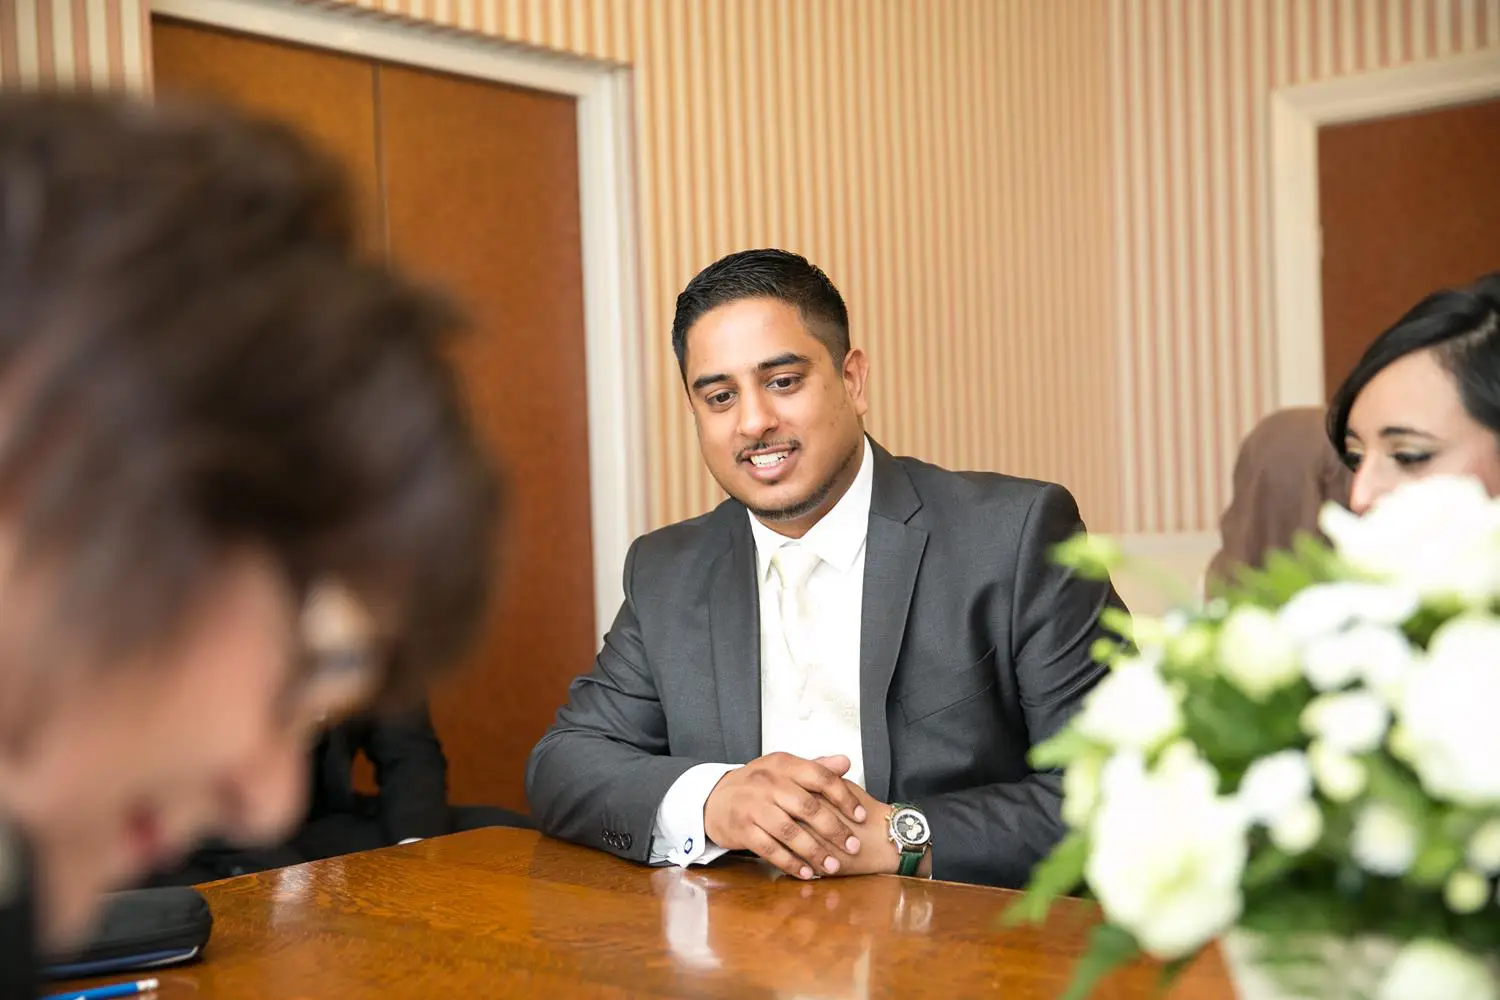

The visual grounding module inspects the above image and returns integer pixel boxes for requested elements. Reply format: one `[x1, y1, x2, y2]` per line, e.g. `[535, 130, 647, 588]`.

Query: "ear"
[842, 348, 870, 418]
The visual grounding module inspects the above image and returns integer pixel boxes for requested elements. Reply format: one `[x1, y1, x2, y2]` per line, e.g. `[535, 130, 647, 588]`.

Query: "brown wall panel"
[377, 65, 594, 811]
[150, 18, 383, 251]
[1319, 97, 1500, 400]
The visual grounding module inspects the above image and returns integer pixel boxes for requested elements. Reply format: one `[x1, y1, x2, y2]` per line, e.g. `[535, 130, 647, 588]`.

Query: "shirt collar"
[749, 436, 873, 579]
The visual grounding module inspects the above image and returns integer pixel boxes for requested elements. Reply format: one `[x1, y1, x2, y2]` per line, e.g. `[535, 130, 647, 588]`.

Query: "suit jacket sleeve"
[913, 483, 1118, 887]
[526, 540, 711, 862]
[364, 702, 451, 843]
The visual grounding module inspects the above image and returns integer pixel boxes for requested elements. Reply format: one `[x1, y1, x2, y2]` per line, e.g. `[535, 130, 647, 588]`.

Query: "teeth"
[749, 452, 788, 468]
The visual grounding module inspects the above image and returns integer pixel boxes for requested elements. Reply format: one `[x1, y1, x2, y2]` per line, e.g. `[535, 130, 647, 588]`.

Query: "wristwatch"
[887, 803, 932, 877]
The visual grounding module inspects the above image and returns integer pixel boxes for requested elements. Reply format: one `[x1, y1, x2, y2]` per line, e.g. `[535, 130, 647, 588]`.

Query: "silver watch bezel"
[888, 804, 932, 851]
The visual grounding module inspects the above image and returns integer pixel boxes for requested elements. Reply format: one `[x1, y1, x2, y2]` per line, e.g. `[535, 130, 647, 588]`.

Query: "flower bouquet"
[1007, 476, 1500, 1000]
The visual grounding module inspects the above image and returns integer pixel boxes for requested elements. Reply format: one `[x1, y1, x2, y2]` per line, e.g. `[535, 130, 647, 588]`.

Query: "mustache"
[736, 439, 800, 462]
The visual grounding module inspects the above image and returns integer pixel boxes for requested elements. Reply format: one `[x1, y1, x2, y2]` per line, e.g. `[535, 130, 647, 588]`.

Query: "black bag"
[41, 886, 212, 980]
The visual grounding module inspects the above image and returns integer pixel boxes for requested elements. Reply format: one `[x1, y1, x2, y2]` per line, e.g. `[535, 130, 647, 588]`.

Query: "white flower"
[1075, 657, 1182, 751]
[1469, 820, 1500, 874]
[1061, 753, 1104, 828]
[1444, 869, 1490, 914]
[1377, 939, 1498, 1000]
[1301, 623, 1417, 697]
[1237, 750, 1313, 825]
[1278, 582, 1421, 647]
[1268, 799, 1323, 854]
[1308, 740, 1368, 803]
[1351, 802, 1420, 876]
[1085, 743, 1247, 960]
[1237, 751, 1323, 853]
[1218, 607, 1301, 701]
[1397, 615, 1500, 806]
[1321, 476, 1500, 607]
[1301, 691, 1390, 754]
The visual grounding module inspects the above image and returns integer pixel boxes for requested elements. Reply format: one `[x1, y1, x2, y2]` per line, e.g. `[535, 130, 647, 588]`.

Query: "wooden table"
[61, 828, 1235, 998]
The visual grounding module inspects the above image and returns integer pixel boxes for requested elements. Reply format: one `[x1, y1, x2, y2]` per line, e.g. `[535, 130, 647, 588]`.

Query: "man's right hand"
[702, 752, 868, 880]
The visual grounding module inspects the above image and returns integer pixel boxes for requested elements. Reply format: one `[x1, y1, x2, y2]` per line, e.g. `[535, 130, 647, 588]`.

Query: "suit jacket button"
[621, 834, 633, 850]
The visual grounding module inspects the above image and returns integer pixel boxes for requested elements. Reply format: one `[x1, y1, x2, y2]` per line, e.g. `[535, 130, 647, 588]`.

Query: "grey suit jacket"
[526, 444, 1122, 887]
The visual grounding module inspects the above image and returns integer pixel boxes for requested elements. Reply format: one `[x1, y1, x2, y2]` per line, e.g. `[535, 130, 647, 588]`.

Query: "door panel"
[150, 21, 597, 813]
[150, 19, 383, 251]
[378, 65, 595, 811]
[1319, 98, 1500, 400]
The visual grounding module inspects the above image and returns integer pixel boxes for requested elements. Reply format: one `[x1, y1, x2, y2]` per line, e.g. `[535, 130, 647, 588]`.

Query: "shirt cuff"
[649, 762, 742, 867]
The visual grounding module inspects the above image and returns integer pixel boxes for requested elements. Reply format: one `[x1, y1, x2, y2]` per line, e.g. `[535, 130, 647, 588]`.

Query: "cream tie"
[770, 543, 823, 683]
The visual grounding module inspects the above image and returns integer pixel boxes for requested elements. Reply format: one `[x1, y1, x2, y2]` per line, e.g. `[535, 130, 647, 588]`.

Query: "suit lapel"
[711, 514, 762, 763]
[859, 447, 927, 803]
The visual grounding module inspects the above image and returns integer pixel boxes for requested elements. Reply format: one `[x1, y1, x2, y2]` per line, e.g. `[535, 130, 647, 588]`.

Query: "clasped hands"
[702, 752, 923, 880]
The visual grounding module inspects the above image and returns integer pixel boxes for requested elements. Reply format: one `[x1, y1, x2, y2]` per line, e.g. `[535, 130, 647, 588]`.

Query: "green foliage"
[1099, 606, 1136, 644]
[1057, 924, 1141, 1000]
[1178, 675, 1310, 788]
[1002, 831, 1090, 927]
[1029, 728, 1105, 771]
[1052, 534, 1124, 581]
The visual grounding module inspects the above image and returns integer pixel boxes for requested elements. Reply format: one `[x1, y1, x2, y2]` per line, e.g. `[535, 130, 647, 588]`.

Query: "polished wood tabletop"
[62, 828, 1235, 998]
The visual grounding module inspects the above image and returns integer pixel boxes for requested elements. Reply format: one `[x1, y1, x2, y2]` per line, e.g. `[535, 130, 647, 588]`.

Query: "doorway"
[1270, 49, 1500, 409]
[1318, 97, 1500, 400]
[152, 14, 604, 812]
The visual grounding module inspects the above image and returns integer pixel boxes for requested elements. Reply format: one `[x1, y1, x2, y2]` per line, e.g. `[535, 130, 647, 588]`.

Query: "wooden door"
[150, 20, 596, 813]
[1319, 98, 1500, 400]
[377, 65, 595, 812]
[150, 19, 383, 251]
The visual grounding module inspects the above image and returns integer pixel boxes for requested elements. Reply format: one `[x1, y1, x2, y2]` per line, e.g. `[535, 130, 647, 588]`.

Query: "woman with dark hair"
[1328, 273, 1500, 513]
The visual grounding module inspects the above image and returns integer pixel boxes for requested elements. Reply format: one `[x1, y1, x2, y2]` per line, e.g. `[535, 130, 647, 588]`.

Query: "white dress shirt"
[650, 437, 873, 867]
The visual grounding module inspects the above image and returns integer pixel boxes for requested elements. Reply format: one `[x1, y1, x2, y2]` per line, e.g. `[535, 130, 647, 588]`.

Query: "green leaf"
[1029, 727, 1103, 770]
[1157, 956, 1192, 997]
[1058, 923, 1142, 1000]
[1090, 637, 1124, 665]
[1051, 533, 1124, 581]
[1408, 836, 1464, 888]
[1002, 831, 1090, 927]
[1243, 845, 1301, 890]
[1363, 754, 1431, 821]
[1100, 607, 1136, 643]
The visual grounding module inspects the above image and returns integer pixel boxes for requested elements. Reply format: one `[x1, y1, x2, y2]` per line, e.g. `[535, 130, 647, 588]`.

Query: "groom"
[527, 249, 1121, 886]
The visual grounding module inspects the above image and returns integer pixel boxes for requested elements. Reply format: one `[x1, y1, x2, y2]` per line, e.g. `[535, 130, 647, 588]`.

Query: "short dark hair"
[670, 248, 850, 377]
[1327, 273, 1500, 456]
[0, 94, 499, 703]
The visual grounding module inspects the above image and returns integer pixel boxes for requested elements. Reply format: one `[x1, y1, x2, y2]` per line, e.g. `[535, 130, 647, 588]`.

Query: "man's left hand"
[812, 762, 933, 878]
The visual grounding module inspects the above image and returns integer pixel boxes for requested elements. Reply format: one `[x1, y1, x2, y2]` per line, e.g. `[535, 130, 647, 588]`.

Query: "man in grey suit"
[527, 249, 1120, 887]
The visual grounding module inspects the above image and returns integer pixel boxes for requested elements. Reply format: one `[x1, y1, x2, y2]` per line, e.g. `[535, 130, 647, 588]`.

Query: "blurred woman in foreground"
[0, 94, 498, 988]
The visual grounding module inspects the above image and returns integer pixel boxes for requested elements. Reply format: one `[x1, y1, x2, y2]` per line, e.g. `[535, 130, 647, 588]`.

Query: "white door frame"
[150, 0, 647, 639]
[1270, 48, 1500, 408]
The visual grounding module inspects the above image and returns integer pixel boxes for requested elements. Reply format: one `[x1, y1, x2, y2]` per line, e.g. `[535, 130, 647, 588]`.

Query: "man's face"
[0, 549, 377, 948]
[682, 297, 869, 537]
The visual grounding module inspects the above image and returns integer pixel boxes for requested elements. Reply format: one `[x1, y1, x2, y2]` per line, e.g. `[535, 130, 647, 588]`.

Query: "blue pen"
[41, 977, 158, 1000]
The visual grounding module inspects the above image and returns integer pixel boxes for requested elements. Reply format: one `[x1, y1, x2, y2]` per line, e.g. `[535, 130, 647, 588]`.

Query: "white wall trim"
[150, 0, 647, 639]
[1270, 48, 1500, 408]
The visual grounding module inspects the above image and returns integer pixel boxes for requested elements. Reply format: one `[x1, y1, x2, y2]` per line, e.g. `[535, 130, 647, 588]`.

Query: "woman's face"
[1343, 348, 1500, 513]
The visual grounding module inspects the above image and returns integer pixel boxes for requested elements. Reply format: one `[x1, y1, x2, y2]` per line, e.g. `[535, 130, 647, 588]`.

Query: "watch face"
[891, 807, 930, 848]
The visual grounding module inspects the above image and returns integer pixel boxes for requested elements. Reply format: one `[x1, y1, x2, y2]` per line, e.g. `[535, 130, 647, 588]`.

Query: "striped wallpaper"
[1112, 0, 1500, 533]
[4, 0, 1498, 537]
[0, 0, 150, 89]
